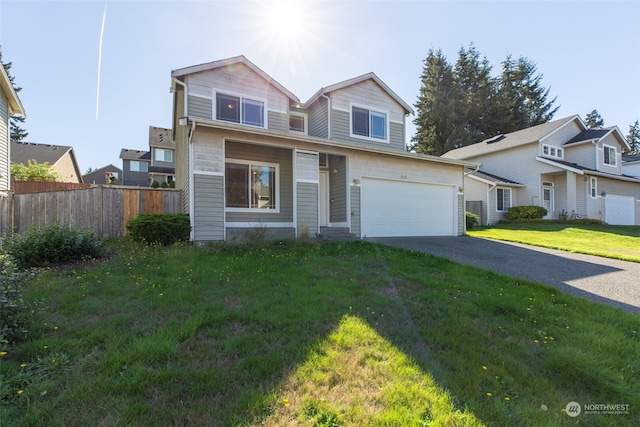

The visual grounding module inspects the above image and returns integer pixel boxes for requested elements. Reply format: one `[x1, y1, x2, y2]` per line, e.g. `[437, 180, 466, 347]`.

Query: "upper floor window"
[130, 161, 148, 172]
[216, 93, 264, 127]
[154, 148, 173, 162]
[496, 188, 511, 212]
[289, 112, 307, 134]
[351, 106, 387, 141]
[603, 145, 617, 166]
[542, 144, 563, 159]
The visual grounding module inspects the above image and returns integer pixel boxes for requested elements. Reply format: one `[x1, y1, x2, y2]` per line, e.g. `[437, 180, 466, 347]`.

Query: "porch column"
[566, 170, 577, 217]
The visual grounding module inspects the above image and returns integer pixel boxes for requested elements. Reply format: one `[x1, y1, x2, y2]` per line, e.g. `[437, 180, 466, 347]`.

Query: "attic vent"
[159, 134, 164, 142]
[487, 135, 506, 144]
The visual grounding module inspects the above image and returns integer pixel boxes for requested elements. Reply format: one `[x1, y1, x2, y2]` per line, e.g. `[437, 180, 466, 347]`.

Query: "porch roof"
[536, 157, 640, 183]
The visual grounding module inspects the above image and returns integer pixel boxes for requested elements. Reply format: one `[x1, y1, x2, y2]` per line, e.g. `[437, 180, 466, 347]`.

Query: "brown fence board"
[1, 186, 181, 238]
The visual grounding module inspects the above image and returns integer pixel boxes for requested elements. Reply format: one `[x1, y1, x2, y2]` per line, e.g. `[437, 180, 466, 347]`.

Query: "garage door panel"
[361, 178, 455, 237]
[605, 194, 635, 225]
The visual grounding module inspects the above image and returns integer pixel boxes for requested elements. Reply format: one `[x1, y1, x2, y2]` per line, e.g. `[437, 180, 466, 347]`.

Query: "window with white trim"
[154, 148, 173, 162]
[225, 160, 278, 210]
[590, 177, 597, 198]
[542, 144, 563, 159]
[289, 112, 307, 134]
[216, 93, 264, 127]
[496, 188, 511, 212]
[130, 161, 148, 172]
[603, 145, 617, 166]
[351, 106, 387, 141]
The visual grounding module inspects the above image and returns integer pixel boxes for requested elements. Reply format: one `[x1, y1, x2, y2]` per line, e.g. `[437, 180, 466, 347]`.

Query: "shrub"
[506, 205, 547, 220]
[151, 180, 160, 188]
[0, 261, 36, 347]
[465, 212, 479, 230]
[169, 181, 176, 188]
[160, 181, 169, 188]
[2, 223, 105, 269]
[126, 213, 191, 246]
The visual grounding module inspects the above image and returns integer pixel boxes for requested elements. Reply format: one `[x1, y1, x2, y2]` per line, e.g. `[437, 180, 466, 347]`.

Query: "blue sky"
[1, 0, 639, 172]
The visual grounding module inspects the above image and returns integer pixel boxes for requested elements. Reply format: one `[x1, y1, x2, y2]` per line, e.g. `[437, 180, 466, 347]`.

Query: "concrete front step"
[318, 227, 357, 241]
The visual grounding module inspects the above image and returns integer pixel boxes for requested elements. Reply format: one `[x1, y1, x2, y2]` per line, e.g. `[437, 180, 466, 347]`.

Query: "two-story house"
[1, 64, 25, 196]
[120, 126, 175, 187]
[11, 141, 83, 183]
[170, 55, 476, 242]
[443, 115, 640, 225]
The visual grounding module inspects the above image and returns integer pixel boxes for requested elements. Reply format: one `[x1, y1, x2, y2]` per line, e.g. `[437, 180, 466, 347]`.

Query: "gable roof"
[149, 126, 174, 148]
[565, 126, 630, 150]
[11, 141, 74, 165]
[623, 153, 640, 164]
[443, 115, 583, 160]
[171, 55, 300, 103]
[536, 157, 640, 183]
[0, 64, 25, 116]
[120, 148, 151, 161]
[305, 72, 414, 115]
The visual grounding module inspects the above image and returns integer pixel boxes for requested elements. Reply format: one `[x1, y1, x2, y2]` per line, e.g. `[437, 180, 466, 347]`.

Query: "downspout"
[486, 183, 497, 226]
[172, 78, 196, 241]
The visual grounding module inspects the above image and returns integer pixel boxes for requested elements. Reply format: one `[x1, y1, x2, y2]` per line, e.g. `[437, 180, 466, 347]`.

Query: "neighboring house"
[82, 164, 122, 185]
[170, 55, 475, 243]
[1, 64, 26, 195]
[119, 148, 151, 186]
[622, 154, 640, 179]
[119, 126, 175, 187]
[148, 126, 175, 185]
[443, 115, 640, 225]
[11, 141, 83, 183]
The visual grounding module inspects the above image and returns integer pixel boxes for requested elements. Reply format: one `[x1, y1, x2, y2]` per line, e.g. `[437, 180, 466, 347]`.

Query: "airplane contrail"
[96, 0, 107, 120]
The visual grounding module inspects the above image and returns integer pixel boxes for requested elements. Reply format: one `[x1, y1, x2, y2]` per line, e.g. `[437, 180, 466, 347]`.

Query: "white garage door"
[605, 194, 635, 225]
[361, 178, 455, 237]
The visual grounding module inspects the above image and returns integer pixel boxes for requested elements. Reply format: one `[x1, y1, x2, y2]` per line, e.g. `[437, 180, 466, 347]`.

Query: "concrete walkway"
[367, 236, 640, 316]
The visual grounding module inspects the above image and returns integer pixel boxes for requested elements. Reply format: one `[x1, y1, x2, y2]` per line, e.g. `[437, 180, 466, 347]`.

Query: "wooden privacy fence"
[0, 185, 182, 237]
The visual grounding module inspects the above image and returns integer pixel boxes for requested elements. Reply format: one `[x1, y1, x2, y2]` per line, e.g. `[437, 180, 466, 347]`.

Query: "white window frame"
[590, 177, 597, 199]
[288, 112, 308, 134]
[225, 159, 280, 213]
[350, 104, 389, 143]
[130, 160, 148, 172]
[496, 187, 512, 212]
[603, 144, 617, 166]
[215, 91, 266, 128]
[154, 148, 173, 162]
[542, 144, 563, 159]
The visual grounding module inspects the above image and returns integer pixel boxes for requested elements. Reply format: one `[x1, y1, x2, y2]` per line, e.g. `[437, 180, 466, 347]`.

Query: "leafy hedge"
[506, 206, 547, 220]
[126, 213, 191, 246]
[466, 212, 479, 230]
[2, 223, 105, 269]
[0, 261, 35, 348]
[499, 218, 603, 225]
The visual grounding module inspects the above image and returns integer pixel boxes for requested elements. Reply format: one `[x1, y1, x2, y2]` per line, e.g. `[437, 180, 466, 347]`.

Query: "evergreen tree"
[494, 55, 558, 134]
[411, 49, 463, 155]
[626, 120, 640, 154]
[584, 109, 604, 128]
[0, 48, 28, 141]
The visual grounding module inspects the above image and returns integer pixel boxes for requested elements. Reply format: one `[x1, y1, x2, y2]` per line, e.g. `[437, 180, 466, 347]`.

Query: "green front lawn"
[467, 223, 640, 262]
[1, 240, 638, 426]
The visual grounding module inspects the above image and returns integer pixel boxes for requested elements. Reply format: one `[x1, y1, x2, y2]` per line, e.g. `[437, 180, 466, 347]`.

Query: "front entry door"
[319, 171, 330, 227]
[543, 185, 554, 218]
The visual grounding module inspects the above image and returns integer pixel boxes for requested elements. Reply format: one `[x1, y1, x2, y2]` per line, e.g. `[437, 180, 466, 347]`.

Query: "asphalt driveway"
[367, 236, 640, 316]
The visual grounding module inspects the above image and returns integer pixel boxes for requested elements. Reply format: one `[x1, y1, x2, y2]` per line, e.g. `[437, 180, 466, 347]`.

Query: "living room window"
[351, 106, 388, 141]
[603, 145, 617, 166]
[216, 93, 264, 127]
[225, 160, 278, 211]
[496, 188, 511, 212]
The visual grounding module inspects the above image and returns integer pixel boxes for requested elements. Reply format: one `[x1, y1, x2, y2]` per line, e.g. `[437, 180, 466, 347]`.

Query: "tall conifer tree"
[0, 48, 28, 141]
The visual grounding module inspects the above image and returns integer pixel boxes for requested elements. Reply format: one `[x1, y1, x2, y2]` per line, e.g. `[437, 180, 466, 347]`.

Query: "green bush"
[126, 213, 191, 246]
[2, 223, 105, 269]
[169, 181, 176, 188]
[465, 212, 479, 230]
[151, 180, 160, 188]
[506, 205, 547, 220]
[0, 261, 36, 347]
[160, 181, 169, 188]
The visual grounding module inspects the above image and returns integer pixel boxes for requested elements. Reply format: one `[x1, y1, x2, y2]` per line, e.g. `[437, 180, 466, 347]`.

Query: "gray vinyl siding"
[350, 185, 361, 238]
[0, 94, 8, 193]
[193, 173, 224, 242]
[542, 120, 583, 146]
[188, 95, 213, 119]
[297, 182, 318, 237]
[565, 143, 595, 169]
[331, 110, 405, 151]
[464, 178, 488, 225]
[329, 155, 347, 223]
[597, 136, 623, 175]
[225, 141, 293, 223]
[308, 97, 329, 139]
[268, 110, 288, 133]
